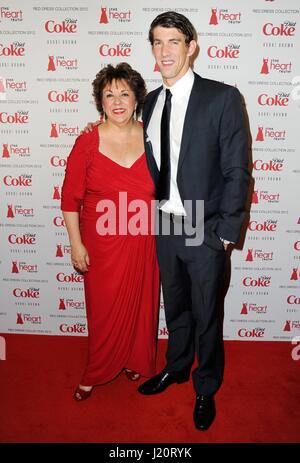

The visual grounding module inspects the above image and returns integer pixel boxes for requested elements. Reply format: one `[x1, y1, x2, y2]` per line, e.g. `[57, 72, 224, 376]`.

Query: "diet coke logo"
[0, 41, 25, 56]
[251, 189, 280, 204]
[242, 276, 271, 287]
[99, 42, 132, 57]
[0, 110, 29, 124]
[53, 216, 65, 228]
[294, 241, 300, 251]
[245, 249, 274, 262]
[260, 58, 292, 75]
[47, 55, 78, 71]
[248, 219, 278, 232]
[48, 89, 79, 103]
[99, 6, 132, 23]
[7, 204, 34, 218]
[258, 92, 290, 107]
[262, 21, 296, 37]
[287, 295, 300, 305]
[2, 143, 31, 157]
[49, 122, 80, 138]
[50, 156, 67, 168]
[207, 43, 240, 59]
[158, 327, 169, 337]
[44, 19, 77, 33]
[252, 159, 284, 172]
[238, 328, 265, 338]
[240, 302, 267, 315]
[8, 233, 36, 245]
[3, 174, 32, 187]
[13, 288, 40, 298]
[59, 323, 87, 334]
[0, 6, 23, 21]
[255, 126, 287, 142]
[56, 272, 84, 283]
[209, 8, 241, 25]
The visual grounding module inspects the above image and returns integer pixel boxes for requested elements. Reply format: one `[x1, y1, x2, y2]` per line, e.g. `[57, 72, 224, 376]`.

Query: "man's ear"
[188, 40, 197, 58]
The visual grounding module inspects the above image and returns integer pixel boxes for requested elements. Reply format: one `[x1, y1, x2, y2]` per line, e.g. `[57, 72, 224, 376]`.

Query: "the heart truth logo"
[99, 6, 132, 24]
[209, 8, 241, 25]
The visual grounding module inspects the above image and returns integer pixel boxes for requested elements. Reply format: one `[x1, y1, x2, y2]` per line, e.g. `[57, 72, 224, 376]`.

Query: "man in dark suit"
[138, 11, 250, 431]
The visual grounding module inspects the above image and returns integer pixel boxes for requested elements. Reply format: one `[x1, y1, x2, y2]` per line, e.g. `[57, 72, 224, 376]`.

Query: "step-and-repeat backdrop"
[1, 0, 299, 340]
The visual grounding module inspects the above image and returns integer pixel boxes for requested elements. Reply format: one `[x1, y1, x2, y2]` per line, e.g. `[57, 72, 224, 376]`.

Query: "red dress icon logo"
[246, 249, 253, 262]
[59, 298, 66, 310]
[256, 127, 264, 141]
[12, 261, 19, 273]
[50, 123, 58, 138]
[283, 320, 291, 332]
[260, 58, 269, 75]
[17, 313, 24, 324]
[252, 191, 259, 204]
[0, 77, 6, 93]
[2, 144, 10, 158]
[53, 186, 61, 200]
[56, 244, 63, 257]
[48, 56, 56, 71]
[241, 303, 248, 315]
[209, 8, 218, 25]
[153, 63, 160, 72]
[99, 7, 108, 24]
[290, 268, 299, 281]
[7, 205, 14, 218]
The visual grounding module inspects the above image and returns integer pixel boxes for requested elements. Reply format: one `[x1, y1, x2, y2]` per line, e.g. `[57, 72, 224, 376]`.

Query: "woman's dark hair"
[148, 11, 197, 45]
[92, 62, 146, 117]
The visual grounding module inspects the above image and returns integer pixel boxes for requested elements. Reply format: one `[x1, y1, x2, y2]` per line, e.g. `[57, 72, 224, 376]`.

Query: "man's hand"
[80, 120, 101, 135]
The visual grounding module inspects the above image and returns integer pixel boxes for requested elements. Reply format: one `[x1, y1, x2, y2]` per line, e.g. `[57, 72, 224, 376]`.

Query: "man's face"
[152, 26, 196, 86]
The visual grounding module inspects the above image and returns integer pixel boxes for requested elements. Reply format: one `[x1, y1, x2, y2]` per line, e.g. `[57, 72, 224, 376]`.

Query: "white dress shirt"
[147, 68, 195, 215]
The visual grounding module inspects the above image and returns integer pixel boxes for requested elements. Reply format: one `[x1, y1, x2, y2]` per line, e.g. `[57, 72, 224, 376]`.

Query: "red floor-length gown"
[61, 127, 159, 385]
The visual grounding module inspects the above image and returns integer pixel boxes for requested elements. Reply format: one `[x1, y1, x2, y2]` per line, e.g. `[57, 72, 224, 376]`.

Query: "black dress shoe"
[138, 370, 189, 395]
[193, 394, 216, 431]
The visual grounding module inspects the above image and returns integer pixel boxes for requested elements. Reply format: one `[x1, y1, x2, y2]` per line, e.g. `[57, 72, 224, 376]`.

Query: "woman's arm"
[62, 211, 90, 273]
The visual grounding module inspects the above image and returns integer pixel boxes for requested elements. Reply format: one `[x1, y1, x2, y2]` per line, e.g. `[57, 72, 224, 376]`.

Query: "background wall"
[1, 0, 300, 340]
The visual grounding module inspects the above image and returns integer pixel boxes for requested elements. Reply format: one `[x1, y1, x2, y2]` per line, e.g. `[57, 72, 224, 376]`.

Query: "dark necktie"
[157, 88, 172, 202]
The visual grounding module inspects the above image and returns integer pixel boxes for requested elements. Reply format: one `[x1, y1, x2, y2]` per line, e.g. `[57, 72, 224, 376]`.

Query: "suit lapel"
[178, 74, 204, 171]
[143, 87, 162, 185]
[143, 86, 162, 133]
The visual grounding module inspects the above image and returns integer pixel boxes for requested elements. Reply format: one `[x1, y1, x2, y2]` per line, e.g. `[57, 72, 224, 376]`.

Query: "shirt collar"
[163, 68, 194, 99]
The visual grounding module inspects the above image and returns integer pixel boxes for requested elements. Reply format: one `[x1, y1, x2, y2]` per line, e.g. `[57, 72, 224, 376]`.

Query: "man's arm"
[215, 86, 250, 244]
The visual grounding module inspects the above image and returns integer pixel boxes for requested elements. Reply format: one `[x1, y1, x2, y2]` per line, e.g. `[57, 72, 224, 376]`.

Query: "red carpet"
[0, 334, 299, 443]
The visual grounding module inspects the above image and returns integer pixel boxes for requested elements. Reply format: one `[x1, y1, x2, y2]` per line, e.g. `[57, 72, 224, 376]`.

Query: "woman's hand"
[80, 120, 101, 135]
[71, 242, 90, 273]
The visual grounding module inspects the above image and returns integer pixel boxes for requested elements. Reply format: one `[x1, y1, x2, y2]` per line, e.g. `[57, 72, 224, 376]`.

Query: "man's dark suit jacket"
[143, 72, 250, 250]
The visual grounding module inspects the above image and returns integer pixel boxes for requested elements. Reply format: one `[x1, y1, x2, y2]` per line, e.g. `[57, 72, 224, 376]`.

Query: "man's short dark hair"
[148, 11, 197, 45]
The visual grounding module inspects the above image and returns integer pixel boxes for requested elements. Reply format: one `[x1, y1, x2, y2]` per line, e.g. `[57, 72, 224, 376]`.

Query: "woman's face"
[102, 79, 137, 125]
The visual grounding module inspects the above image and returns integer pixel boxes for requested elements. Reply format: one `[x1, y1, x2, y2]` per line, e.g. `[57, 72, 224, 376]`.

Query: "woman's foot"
[74, 384, 93, 401]
[125, 369, 141, 381]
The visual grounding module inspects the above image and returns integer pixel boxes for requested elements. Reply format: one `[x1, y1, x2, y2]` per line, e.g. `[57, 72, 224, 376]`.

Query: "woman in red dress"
[61, 63, 159, 401]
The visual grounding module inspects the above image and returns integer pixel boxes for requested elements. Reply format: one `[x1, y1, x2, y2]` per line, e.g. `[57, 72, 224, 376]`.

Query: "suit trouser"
[156, 211, 227, 396]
